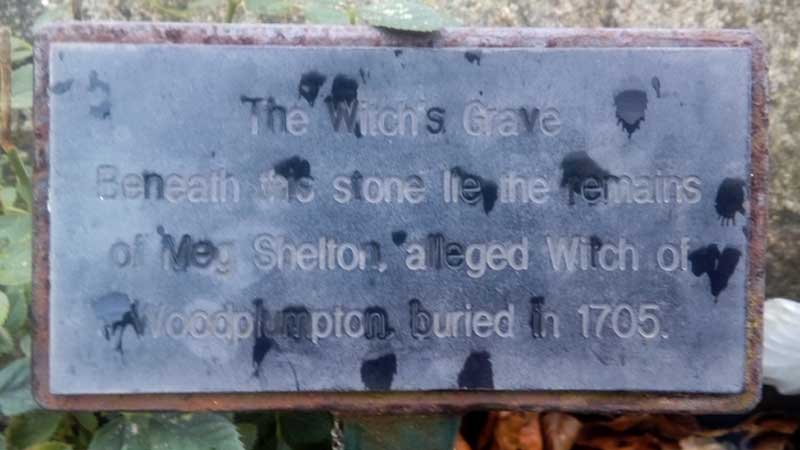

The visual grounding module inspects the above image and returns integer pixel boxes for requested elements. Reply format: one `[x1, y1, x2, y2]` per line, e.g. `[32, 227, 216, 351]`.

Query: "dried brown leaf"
[542, 413, 582, 450]
[492, 412, 543, 450]
[583, 415, 699, 440]
[751, 433, 795, 450]
[678, 436, 727, 450]
[578, 433, 667, 450]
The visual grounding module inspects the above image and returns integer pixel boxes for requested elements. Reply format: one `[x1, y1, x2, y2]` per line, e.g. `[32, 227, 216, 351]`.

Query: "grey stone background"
[3, 0, 798, 298]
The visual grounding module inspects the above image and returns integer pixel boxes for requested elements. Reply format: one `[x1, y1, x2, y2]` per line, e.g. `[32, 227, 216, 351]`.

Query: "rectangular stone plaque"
[32, 24, 767, 413]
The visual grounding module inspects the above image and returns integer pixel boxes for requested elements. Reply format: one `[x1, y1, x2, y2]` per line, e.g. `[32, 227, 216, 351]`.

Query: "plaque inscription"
[33, 25, 767, 412]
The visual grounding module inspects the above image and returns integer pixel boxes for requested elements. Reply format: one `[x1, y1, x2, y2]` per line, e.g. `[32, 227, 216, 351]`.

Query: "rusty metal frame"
[31, 23, 768, 413]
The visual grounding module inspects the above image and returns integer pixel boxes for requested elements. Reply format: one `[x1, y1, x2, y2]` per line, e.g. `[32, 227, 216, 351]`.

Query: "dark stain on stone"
[394, 49, 403, 57]
[90, 100, 111, 120]
[360, 353, 397, 390]
[93, 292, 145, 354]
[359, 68, 369, 84]
[89, 70, 110, 95]
[688, 244, 742, 300]
[451, 167, 498, 214]
[651, 76, 662, 98]
[614, 89, 647, 137]
[298, 71, 326, 107]
[715, 177, 746, 226]
[51, 79, 74, 95]
[392, 230, 407, 246]
[274, 156, 312, 181]
[559, 151, 617, 197]
[252, 298, 276, 377]
[458, 351, 494, 389]
[464, 51, 482, 65]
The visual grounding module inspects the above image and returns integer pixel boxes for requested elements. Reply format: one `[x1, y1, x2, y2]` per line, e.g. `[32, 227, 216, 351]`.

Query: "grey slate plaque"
[37, 29, 763, 408]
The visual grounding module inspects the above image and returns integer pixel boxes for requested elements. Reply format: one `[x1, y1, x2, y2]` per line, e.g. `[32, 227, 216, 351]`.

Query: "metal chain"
[331, 415, 344, 450]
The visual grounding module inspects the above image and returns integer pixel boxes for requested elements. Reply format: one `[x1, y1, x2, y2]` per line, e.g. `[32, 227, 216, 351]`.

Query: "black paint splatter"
[327, 74, 358, 106]
[51, 79, 73, 95]
[651, 76, 661, 98]
[451, 167, 498, 214]
[614, 89, 647, 137]
[363, 306, 394, 339]
[298, 71, 326, 107]
[391, 230, 407, 246]
[458, 351, 494, 389]
[325, 74, 361, 138]
[360, 353, 397, 390]
[88, 70, 111, 119]
[590, 235, 603, 268]
[559, 151, 617, 200]
[282, 305, 311, 341]
[715, 177, 746, 226]
[464, 51, 482, 65]
[351, 171, 363, 200]
[688, 244, 742, 300]
[93, 292, 144, 354]
[274, 156, 312, 181]
[252, 299, 276, 377]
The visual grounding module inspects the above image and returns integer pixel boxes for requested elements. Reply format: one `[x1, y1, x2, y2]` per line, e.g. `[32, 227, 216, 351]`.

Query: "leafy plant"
[242, 0, 455, 30]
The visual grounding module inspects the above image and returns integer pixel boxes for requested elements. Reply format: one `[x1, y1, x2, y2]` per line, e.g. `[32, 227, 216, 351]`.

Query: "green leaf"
[0, 327, 14, 356]
[0, 214, 32, 286]
[5, 287, 29, 334]
[6, 412, 63, 450]
[24, 443, 72, 450]
[1, 188, 18, 211]
[0, 290, 9, 325]
[187, 0, 225, 10]
[0, 358, 37, 416]
[11, 64, 33, 110]
[7, 148, 32, 210]
[89, 414, 245, 450]
[245, 0, 293, 16]
[73, 413, 99, 432]
[11, 37, 32, 65]
[302, 0, 351, 24]
[19, 334, 30, 357]
[277, 413, 332, 450]
[236, 423, 258, 450]
[359, 0, 449, 31]
[342, 415, 460, 450]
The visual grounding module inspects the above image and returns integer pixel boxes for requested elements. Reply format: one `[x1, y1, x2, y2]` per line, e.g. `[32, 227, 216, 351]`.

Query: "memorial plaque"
[32, 24, 767, 412]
